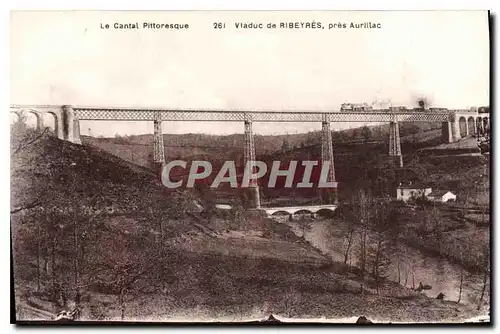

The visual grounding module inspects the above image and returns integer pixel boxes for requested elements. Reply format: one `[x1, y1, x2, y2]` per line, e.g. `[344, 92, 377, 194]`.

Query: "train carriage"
[340, 103, 373, 112]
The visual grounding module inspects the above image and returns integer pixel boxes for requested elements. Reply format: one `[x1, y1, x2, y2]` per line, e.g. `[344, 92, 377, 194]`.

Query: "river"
[281, 218, 489, 306]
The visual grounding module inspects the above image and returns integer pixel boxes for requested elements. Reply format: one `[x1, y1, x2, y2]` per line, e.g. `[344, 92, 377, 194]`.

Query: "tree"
[336, 208, 357, 264]
[399, 246, 413, 287]
[385, 203, 404, 283]
[366, 236, 391, 295]
[427, 205, 444, 252]
[352, 189, 372, 295]
[10, 123, 189, 319]
[352, 128, 361, 139]
[404, 160, 429, 183]
[477, 243, 490, 310]
[281, 138, 290, 152]
[457, 260, 465, 304]
[332, 131, 341, 143]
[89, 232, 161, 320]
[373, 161, 397, 197]
[11, 127, 49, 157]
[456, 235, 476, 305]
[361, 126, 372, 144]
[340, 196, 399, 295]
[305, 133, 314, 146]
[367, 202, 393, 295]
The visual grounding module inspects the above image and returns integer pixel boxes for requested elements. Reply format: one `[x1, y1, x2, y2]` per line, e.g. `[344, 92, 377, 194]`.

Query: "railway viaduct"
[10, 104, 490, 212]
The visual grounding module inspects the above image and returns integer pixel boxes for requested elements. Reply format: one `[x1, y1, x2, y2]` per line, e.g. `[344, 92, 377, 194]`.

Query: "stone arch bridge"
[10, 105, 82, 144]
[264, 204, 338, 219]
[451, 112, 490, 140]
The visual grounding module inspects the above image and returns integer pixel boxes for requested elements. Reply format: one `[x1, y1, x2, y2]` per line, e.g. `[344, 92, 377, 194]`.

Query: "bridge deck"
[73, 109, 453, 122]
[9, 104, 483, 122]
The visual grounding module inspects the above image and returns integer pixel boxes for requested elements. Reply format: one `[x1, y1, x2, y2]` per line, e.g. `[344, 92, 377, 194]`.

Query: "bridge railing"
[70, 107, 453, 122]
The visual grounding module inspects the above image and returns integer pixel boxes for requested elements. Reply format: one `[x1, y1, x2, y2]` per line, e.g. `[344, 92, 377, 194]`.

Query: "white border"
[1, 0, 498, 10]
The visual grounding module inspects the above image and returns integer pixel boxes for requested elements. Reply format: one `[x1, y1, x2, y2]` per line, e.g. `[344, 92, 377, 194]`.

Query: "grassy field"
[16, 242, 488, 323]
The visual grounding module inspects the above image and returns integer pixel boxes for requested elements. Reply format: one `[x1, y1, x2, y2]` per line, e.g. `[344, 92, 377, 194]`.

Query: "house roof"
[428, 190, 454, 197]
[397, 182, 431, 190]
[397, 179, 431, 189]
[397, 185, 431, 190]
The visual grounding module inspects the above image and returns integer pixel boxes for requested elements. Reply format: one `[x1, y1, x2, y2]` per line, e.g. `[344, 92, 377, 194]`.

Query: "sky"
[10, 10, 490, 136]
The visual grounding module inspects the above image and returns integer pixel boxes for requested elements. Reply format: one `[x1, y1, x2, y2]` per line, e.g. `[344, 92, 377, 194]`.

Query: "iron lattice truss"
[153, 120, 165, 163]
[71, 108, 456, 122]
[243, 120, 257, 187]
[321, 121, 336, 183]
[389, 121, 402, 157]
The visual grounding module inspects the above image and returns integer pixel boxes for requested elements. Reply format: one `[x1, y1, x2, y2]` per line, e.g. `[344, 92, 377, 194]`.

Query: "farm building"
[396, 182, 432, 202]
[426, 190, 457, 203]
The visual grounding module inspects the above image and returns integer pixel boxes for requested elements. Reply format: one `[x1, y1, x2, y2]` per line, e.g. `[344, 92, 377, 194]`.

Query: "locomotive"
[340, 103, 373, 112]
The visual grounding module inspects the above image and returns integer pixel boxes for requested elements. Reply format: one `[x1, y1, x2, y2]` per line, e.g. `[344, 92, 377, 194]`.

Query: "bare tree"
[457, 256, 465, 304]
[361, 125, 372, 145]
[72, 210, 81, 313]
[10, 120, 192, 321]
[477, 244, 490, 310]
[343, 222, 356, 265]
[412, 265, 416, 290]
[36, 223, 42, 292]
[403, 259, 410, 287]
[366, 203, 393, 296]
[396, 248, 402, 284]
[336, 209, 357, 264]
[386, 203, 403, 284]
[10, 118, 49, 156]
[430, 206, 443, 252]
[457, 236, 473, 304]
[354, 189, 371, 296]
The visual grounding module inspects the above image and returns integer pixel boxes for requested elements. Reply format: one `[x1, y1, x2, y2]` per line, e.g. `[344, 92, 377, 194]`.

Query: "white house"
[396, 183, 432, 202]
[426, 190, 457, 203]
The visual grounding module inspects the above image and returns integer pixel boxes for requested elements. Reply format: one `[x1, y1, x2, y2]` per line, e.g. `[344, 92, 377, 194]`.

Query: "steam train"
[340, 103, 490, 113]
[340, 103, 449, 112]
[340, 103, 373, 112]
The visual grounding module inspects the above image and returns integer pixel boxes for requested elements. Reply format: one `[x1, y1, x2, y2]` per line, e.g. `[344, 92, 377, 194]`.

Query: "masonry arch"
[42, 112, 58, 134]
[467, 116, 476, 136]
[294, 209, 313, 216]
[476, 116, 483, 135]
[483, 117, 489, 132]
[316, 208, 336, 218]
[10, 112, 20, 125]
[25, 110, 42, 130]
[271, 210, 290, 216]
[459, 116, 468, 138]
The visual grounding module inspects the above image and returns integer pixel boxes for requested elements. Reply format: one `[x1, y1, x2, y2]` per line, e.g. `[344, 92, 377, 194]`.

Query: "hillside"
[82, 121, 443, 169]
[82, 121, 454, 203]
[11, 126, 488, 323]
